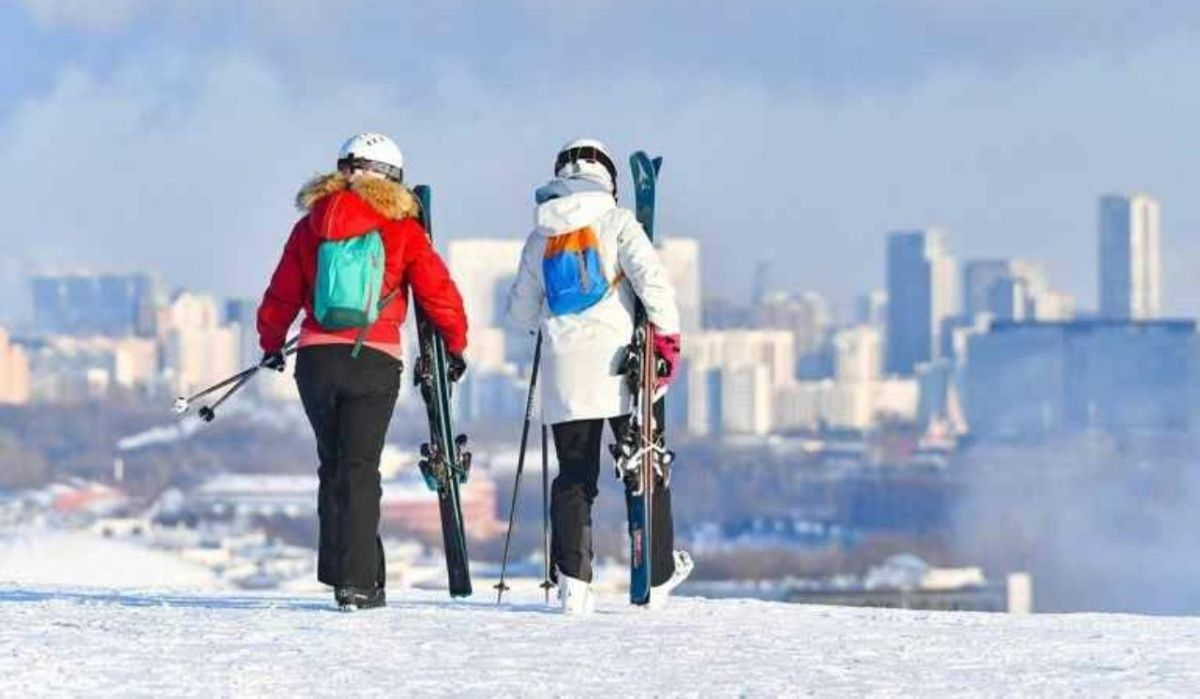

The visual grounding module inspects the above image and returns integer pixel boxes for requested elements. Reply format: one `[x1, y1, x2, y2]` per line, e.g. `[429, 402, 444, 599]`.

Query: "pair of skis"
[611, 151, 673, 606]
[412, 184, 473, 598]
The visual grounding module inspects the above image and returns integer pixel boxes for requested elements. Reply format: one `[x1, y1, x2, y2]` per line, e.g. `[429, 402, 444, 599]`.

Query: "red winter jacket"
[257, 173, 468, 357]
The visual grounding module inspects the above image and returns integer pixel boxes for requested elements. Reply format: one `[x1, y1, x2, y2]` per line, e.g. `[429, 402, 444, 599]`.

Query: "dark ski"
[612, 151, 666, 605]
[412, 184, 473, 598]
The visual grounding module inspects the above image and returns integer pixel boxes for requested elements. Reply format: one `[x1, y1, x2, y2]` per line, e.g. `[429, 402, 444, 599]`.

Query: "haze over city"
[4, 3, 1200, 695]
[3, 1, 1200, 319]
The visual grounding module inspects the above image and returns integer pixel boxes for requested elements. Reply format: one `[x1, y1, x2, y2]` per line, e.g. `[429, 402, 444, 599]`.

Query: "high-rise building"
[964, 259, 1074, 323]
[773, 377, 919, 433]
[224, 298, 261, 368]
[447, 240, 525, 330]
[702, 296, 753, 329]
[754, 291, 830, 357]
[963, 260, 1027, 320]
[659, 238, 702, 334]
[162, 292, 239, 396]
[25, 335, 157, 402]
[684, 366, 723, 436]
[885, 230, 957, 376]
[1099, 193, 1161, 320]
[684, 330, 796, 434]
[689, 330, 796, 388]
[448, 239, 527, 367]
[720, 365, 773, 435]
[855, 290, 888, 329]
[31, 272, 159, 337]
[833, 325, 882, 383]
[1031, 290, 1075, 322]
[0, 327, 30, 405]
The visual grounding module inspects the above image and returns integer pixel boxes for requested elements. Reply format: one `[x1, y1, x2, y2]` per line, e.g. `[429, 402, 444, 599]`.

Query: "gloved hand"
[447, 353, 468, 382]
[261, 351, 287, 372]
[652, 330, 681, 394]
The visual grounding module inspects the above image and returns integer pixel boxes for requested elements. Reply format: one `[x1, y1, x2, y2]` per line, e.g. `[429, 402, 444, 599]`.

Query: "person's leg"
[612, 401, 677, 587]
[295, 346, 343, 587]
[550, 418, 605, 583]
[336, 347, 402, 589]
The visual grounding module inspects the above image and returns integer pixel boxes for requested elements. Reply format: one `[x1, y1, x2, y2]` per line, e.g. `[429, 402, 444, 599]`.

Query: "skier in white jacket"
[506, 138, 693, 613]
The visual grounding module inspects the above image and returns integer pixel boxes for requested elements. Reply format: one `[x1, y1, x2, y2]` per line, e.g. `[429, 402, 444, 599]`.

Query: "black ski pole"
[196, 341, 299, 423]
[197, 366, 257, 423]
[173, 336, 299, 415]
[539, 422, 554, 603]
[495, 333, 543, 604]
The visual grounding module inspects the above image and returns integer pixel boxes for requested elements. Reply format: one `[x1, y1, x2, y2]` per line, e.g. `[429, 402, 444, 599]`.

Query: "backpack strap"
[351, 287, 402, 359]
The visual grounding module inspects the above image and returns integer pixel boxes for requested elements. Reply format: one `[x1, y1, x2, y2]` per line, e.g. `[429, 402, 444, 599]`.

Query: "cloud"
[18, 0, 154, 33]
[1, 4, 1200, 325]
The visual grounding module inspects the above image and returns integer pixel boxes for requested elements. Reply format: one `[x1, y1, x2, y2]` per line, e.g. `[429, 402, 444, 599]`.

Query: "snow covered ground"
[0, 529, 223, 590]
[2, 585, 1199, 696]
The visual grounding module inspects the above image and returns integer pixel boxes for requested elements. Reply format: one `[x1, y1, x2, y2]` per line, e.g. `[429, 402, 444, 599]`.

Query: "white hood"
[535, 191, 615, 235]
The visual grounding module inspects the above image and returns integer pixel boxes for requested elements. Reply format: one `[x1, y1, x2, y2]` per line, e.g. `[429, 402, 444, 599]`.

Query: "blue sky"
[3, 1, 1200, 321]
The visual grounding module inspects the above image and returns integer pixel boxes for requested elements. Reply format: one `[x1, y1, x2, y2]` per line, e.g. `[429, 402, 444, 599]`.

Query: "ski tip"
[628, 151, 662, 181]
[413, 184, 433, 232]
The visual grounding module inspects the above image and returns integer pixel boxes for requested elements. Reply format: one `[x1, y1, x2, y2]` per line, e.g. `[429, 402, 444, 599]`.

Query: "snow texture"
[1, 585, 1198, 696]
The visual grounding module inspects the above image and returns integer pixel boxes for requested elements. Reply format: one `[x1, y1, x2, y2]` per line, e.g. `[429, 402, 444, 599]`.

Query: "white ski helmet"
[337, 132, 404, 182]
[555, 137, 617, 194]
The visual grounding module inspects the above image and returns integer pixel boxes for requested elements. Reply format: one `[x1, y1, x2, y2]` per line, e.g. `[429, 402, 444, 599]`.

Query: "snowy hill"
[1, 586, 1198, 696]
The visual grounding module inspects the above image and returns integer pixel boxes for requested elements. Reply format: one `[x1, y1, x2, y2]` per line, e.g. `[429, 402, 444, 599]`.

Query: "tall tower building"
[447, 239, 527, 370]
[885, 230, 957, 376]
[659, 238, 702, 334]
[1099, 193, 1161, 320]
[447, 240, 525, 329]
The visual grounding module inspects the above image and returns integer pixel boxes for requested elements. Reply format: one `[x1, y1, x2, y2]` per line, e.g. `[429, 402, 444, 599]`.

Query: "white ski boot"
[557, 569, 595, 616]
[647, 550, 694, 610]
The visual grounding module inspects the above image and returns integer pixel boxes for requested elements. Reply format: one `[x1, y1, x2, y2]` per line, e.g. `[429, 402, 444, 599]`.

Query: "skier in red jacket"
[257, 132, 469, 610]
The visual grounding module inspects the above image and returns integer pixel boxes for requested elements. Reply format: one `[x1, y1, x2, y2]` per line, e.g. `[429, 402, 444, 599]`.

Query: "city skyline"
[5, 186, 1183, 332]
[9, 201, 1186, 438]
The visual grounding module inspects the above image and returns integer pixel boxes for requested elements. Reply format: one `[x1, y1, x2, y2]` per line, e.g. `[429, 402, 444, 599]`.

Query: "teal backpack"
[314, 230, 394, 357]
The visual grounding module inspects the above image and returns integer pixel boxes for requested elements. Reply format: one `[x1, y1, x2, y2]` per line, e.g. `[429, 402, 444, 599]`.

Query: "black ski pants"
[295, 344, 401, 589]
[550, 406, 675, 586]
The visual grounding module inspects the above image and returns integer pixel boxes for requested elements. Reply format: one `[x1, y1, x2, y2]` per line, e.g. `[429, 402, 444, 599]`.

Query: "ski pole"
[173, 336, 298, 414]
[197, 365, 257, 423]
[495, 333, 543, 604]
[539, 422, 554, 603]
[196, 341, 300, 423]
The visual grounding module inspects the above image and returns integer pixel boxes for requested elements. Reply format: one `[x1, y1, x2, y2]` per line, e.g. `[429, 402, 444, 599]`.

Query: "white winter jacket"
[506, 178, 680, 425]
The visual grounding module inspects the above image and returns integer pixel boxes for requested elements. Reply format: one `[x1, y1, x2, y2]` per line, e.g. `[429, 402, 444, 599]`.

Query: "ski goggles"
[337, 156, 403, 184]
[555, 146, 617, 185]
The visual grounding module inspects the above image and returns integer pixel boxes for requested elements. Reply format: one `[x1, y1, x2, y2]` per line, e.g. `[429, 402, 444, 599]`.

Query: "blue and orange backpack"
[543, 227, 623, 315]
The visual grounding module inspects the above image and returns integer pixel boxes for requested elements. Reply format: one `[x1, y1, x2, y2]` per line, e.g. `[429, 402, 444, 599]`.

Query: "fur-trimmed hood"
[295, 172, 419, 240]
[296, 171, 418, 219]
